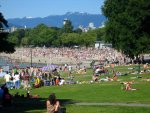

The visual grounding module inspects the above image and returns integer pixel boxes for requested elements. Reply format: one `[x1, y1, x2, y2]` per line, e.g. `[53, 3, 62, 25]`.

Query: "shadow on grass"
[0, 97, 74, 113]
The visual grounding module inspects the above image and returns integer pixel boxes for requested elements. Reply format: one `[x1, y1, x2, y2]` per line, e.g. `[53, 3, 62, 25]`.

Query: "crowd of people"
[1, 47, 129, 65]
[0, 63, 87, 90]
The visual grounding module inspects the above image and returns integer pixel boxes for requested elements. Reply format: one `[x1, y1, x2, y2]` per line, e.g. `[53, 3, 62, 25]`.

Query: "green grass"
[67, 105, 150, 113]
[0, 65, 150, 113]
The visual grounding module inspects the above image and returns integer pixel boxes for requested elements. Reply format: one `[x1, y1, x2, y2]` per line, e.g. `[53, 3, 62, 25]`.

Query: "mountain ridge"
[7, 12, 106, 29]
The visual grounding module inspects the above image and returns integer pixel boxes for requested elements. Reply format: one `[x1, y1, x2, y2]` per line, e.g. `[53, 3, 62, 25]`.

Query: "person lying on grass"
[26, 91, 39, 99]
[121, 81, 139, 91]
[109, 73, 118, 81]
[105, 71, 118, 81]
[76, 68, 86, 74]
[142, 77, 150, 82]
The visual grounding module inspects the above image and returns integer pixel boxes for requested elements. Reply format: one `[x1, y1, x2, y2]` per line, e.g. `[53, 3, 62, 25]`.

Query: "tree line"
[8, 20, 105, 48]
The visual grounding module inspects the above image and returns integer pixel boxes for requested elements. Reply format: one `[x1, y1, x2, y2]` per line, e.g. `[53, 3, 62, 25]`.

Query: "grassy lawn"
[0, 65, 150, 113]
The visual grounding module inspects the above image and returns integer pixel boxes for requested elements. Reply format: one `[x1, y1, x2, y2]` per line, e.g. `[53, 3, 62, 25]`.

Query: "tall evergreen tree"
[61, 19, 73, 33]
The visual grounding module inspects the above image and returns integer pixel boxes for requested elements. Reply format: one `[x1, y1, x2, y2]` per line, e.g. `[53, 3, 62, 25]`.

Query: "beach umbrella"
[42, 64, 58, 71]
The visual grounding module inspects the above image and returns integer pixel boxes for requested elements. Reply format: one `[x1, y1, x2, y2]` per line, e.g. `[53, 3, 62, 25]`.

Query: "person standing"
[13, 72, 20, 89]
[24, 71, 30, 89]
[63, 64, 68, 72]
[68, 64, 73, 78]
[4, 71, 11, 89]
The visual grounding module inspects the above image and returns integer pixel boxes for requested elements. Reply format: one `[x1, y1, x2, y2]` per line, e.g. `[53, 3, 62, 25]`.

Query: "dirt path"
[75, 102, 150, 107]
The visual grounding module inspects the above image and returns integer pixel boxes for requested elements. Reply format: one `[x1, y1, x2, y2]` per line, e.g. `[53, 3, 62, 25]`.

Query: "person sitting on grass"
[59, 78, 65, 86]
[2, 87, 12, 107]
[77, 66, 87, 74]
[142, 77, 150, 82]
[112, 72, 118, 81]
[34, 76, 41, 88]
[108, 71, 118, 81]
[92, 74, 99, 82]
[46, 93, 60, 113]
[106, 72, 118, 82]
[76, 68, 86, 74]
[143, 63, 150, 68]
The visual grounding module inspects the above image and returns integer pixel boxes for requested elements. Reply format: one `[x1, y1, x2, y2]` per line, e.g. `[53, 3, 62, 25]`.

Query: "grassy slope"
[0, 65, 150, 113]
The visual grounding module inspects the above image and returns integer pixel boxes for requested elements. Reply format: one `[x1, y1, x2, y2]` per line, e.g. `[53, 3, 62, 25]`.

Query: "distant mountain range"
[7, 12, 106, 29]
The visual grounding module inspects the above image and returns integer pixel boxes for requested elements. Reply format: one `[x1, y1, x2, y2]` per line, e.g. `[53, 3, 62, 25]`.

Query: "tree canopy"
[102, 0, 150, 58]
[0, 12, 15, 53]
[61, 20, 73, 33]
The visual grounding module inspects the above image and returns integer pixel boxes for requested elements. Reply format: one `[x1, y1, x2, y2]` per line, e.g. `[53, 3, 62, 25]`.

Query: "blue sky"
[0, 0, 104, 19]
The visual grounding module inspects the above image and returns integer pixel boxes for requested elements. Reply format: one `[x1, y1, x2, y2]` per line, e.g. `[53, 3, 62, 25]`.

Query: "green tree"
[94, 28, 106, 41]
[0, 12, 15, 53]
[102, 0, 150, 58]
[39, 28, 57, 47]
[20, 28, 32, 46]
[80, 31, 96, 47]
[8, 35, 19, 45]
[21, 37, 29, 46]
[60, 33, 80, 47]
[8, 29, 26, 46]
[74, 28, 82, 34]
[29, 24, 47, 46]
[61, 20, 73, 33]
[27, 24, 58, 47]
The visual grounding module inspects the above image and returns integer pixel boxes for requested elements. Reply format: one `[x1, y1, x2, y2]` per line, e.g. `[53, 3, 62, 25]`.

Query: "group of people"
[4, 71, 20, 89]
[90, 63, 143, 92]
[2, 63, 85, 90]
[2, 66, 66, 90]
[0, 84, 65, 113]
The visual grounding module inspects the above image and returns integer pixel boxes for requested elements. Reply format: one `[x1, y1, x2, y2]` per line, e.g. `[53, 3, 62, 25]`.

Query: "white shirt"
[13, 74, 20, 82]
[4, 74, 11, 82]
[59, 79, 65, 85]
[95, 68, 100, 74]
